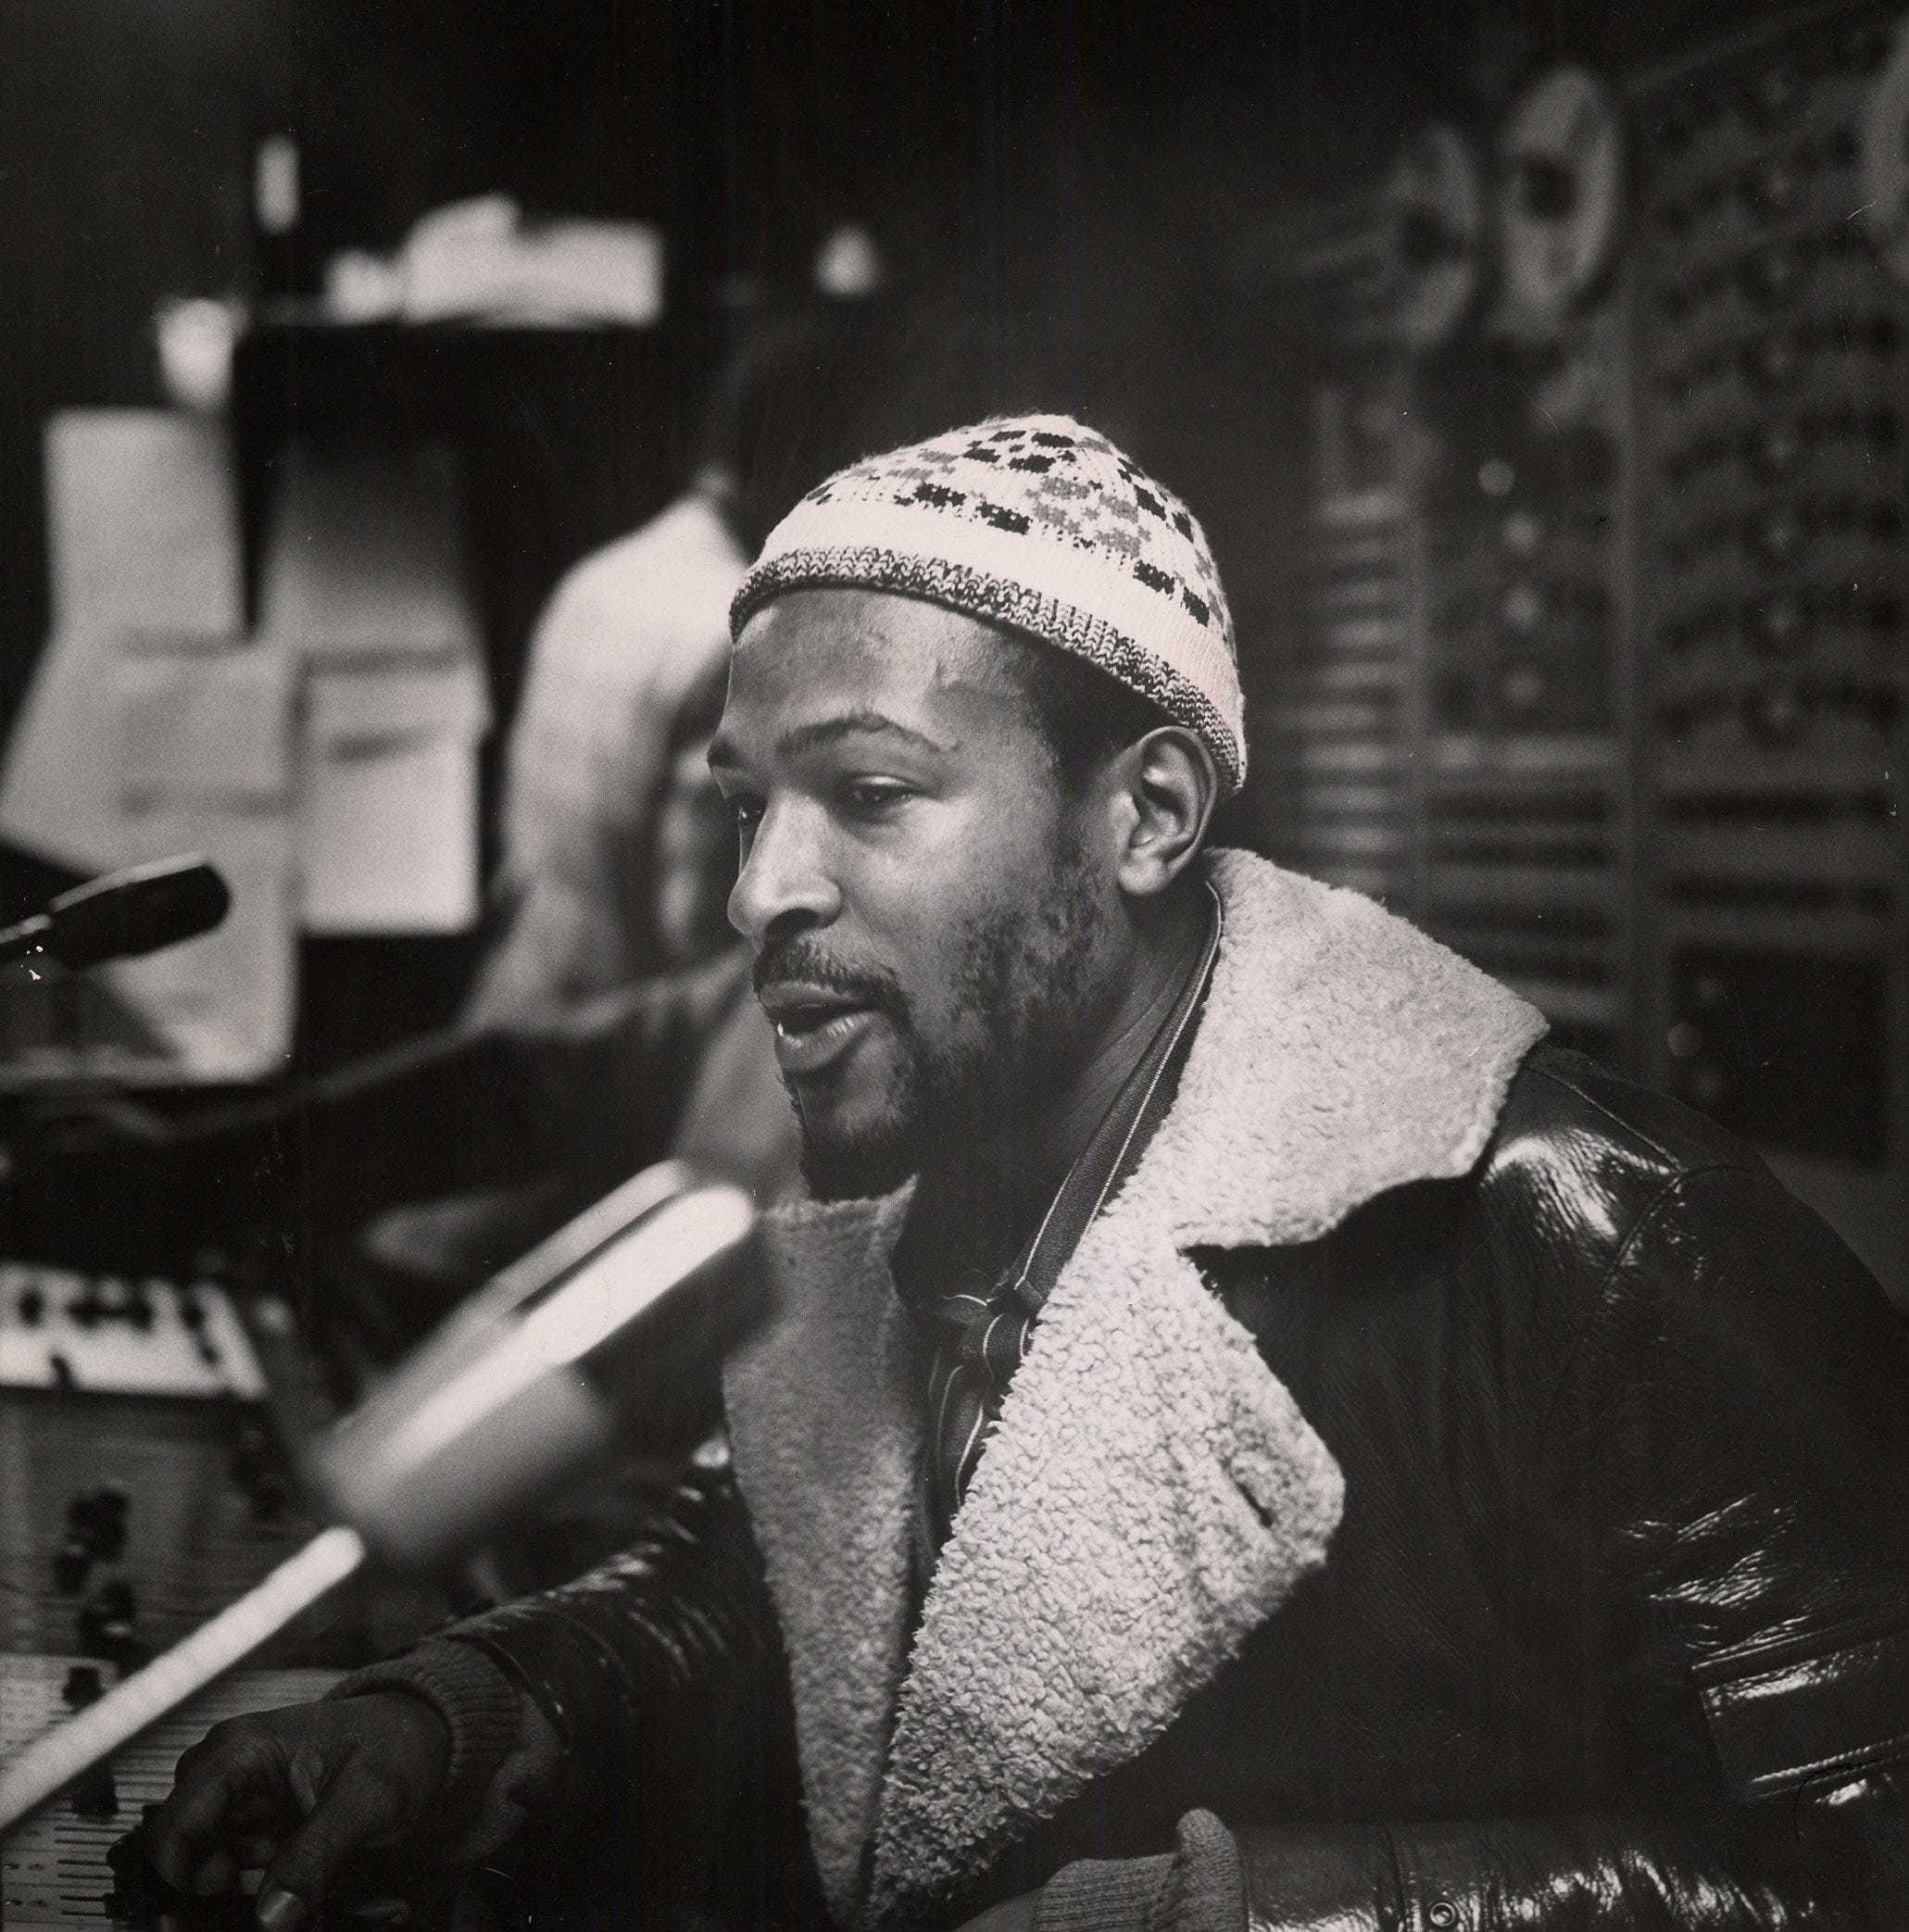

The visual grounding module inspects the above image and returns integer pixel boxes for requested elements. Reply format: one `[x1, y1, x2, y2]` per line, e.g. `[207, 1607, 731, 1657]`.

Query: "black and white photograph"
[0, 3, 1905, 1926]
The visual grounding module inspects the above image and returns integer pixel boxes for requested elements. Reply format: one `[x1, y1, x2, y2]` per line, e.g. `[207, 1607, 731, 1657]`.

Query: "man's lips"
[757, 983, 882, 1079]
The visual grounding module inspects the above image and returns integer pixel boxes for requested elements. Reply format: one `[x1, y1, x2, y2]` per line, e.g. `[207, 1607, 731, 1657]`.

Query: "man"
[145, 417, 1909, 1930]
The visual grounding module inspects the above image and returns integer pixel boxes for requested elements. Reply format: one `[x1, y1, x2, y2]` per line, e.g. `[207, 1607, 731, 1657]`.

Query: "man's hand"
[145, 1693, 451, 1930]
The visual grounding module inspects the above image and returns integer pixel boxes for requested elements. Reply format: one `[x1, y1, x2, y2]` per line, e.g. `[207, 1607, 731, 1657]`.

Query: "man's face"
[711, 589, 1117, 1199]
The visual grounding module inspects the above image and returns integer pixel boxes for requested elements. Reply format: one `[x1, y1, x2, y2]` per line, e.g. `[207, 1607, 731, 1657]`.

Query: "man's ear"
[1106, 727, 1218, 899]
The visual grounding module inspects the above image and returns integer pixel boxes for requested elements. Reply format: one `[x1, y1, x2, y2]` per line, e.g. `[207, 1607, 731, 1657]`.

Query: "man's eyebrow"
[710, 712, 953, 770]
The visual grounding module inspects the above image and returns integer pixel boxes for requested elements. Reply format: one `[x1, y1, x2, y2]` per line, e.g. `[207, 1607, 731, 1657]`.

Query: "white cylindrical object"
[313, 1179, 759, 1573]
[0, 1525, 366, 1834]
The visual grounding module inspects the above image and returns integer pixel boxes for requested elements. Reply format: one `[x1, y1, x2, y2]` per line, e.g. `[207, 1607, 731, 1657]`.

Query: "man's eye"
[841, 779, 913, 815]
[725, 797, 764, 836]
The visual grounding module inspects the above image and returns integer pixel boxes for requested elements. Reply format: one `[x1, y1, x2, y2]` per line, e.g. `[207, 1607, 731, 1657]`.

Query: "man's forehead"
[735, 584, 1005, 663]
[726, 588, 1024, 707]
[713, 591, 1040, 772]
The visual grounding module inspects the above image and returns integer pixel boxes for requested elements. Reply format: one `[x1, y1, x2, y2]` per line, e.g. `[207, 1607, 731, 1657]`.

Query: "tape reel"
[1496, 66, 1623, 342]
[1386, 121, 1484, 350]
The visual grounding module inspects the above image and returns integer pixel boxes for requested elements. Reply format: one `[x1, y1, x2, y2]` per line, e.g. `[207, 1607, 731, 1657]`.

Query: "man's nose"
[727, 799, 842, 946]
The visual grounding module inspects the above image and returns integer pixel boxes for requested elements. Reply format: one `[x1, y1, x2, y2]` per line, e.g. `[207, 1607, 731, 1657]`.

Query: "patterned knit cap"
[729, 414, 1246, 794]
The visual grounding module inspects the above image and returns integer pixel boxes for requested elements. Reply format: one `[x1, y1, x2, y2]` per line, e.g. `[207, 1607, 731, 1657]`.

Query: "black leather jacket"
[456, 1048, 1909, 1929]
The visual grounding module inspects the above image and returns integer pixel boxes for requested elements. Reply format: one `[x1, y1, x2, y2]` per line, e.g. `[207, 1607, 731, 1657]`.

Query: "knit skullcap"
[729, 414, 1246, 794]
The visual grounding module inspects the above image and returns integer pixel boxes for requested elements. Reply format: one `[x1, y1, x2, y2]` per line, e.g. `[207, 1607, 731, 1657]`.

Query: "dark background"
[0, 0, 1735, 736]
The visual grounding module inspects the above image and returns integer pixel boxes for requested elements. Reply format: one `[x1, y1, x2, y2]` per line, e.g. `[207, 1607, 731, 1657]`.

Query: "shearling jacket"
[372, 851, 1909, 1930]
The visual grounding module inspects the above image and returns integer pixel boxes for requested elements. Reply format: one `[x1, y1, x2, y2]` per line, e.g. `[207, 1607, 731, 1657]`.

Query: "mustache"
[753, 936, 906, 1016]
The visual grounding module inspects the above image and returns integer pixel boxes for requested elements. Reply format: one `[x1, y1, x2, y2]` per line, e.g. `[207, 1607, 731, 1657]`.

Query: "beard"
[768, 840, 1108, 1202]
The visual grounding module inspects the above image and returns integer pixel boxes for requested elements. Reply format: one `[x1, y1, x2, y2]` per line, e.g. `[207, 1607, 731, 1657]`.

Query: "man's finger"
[149, 1736, 255, 1888]
[254, 1759, 408, 1932]
[189, 1845, 236, 1897]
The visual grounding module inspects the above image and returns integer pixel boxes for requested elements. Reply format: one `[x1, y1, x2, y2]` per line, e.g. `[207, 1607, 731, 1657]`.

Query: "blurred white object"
[155, 297, 243, 412]
[257, 433, 489, 935]
[317, 1164, 760, 1573]
[299, 656, 489, 935]
[814, 221, 885, 298]
[399, 194, 664, 326]
[43, 410, 241, 635]
[1, 627, 145, 869]
[323, 249, 405, 322]
[98, 804, 295, 1080]
[118, 641, 295, 809]
[108, 645, 296, 1080]
[254, 134, 300, 237]
[1, 625, 142, 869]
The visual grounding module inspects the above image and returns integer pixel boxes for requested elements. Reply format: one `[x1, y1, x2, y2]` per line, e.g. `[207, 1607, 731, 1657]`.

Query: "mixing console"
[1, 1392, 309, 1660]
[2, 1263, 437, 1676]
[1, 1656, 339, 1930]
[0, 1268, 265, 1400]
[1, 1265, 308, 1663]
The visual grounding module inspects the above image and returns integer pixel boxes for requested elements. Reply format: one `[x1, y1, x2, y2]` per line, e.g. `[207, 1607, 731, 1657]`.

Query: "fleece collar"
[723, 850, 1546, 1925]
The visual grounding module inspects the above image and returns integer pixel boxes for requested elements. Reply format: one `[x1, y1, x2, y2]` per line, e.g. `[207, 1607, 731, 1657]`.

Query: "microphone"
[314, 1160, 764, 1572]
[0, 855, 232, 971]
[0, 1160, 764, 1830]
